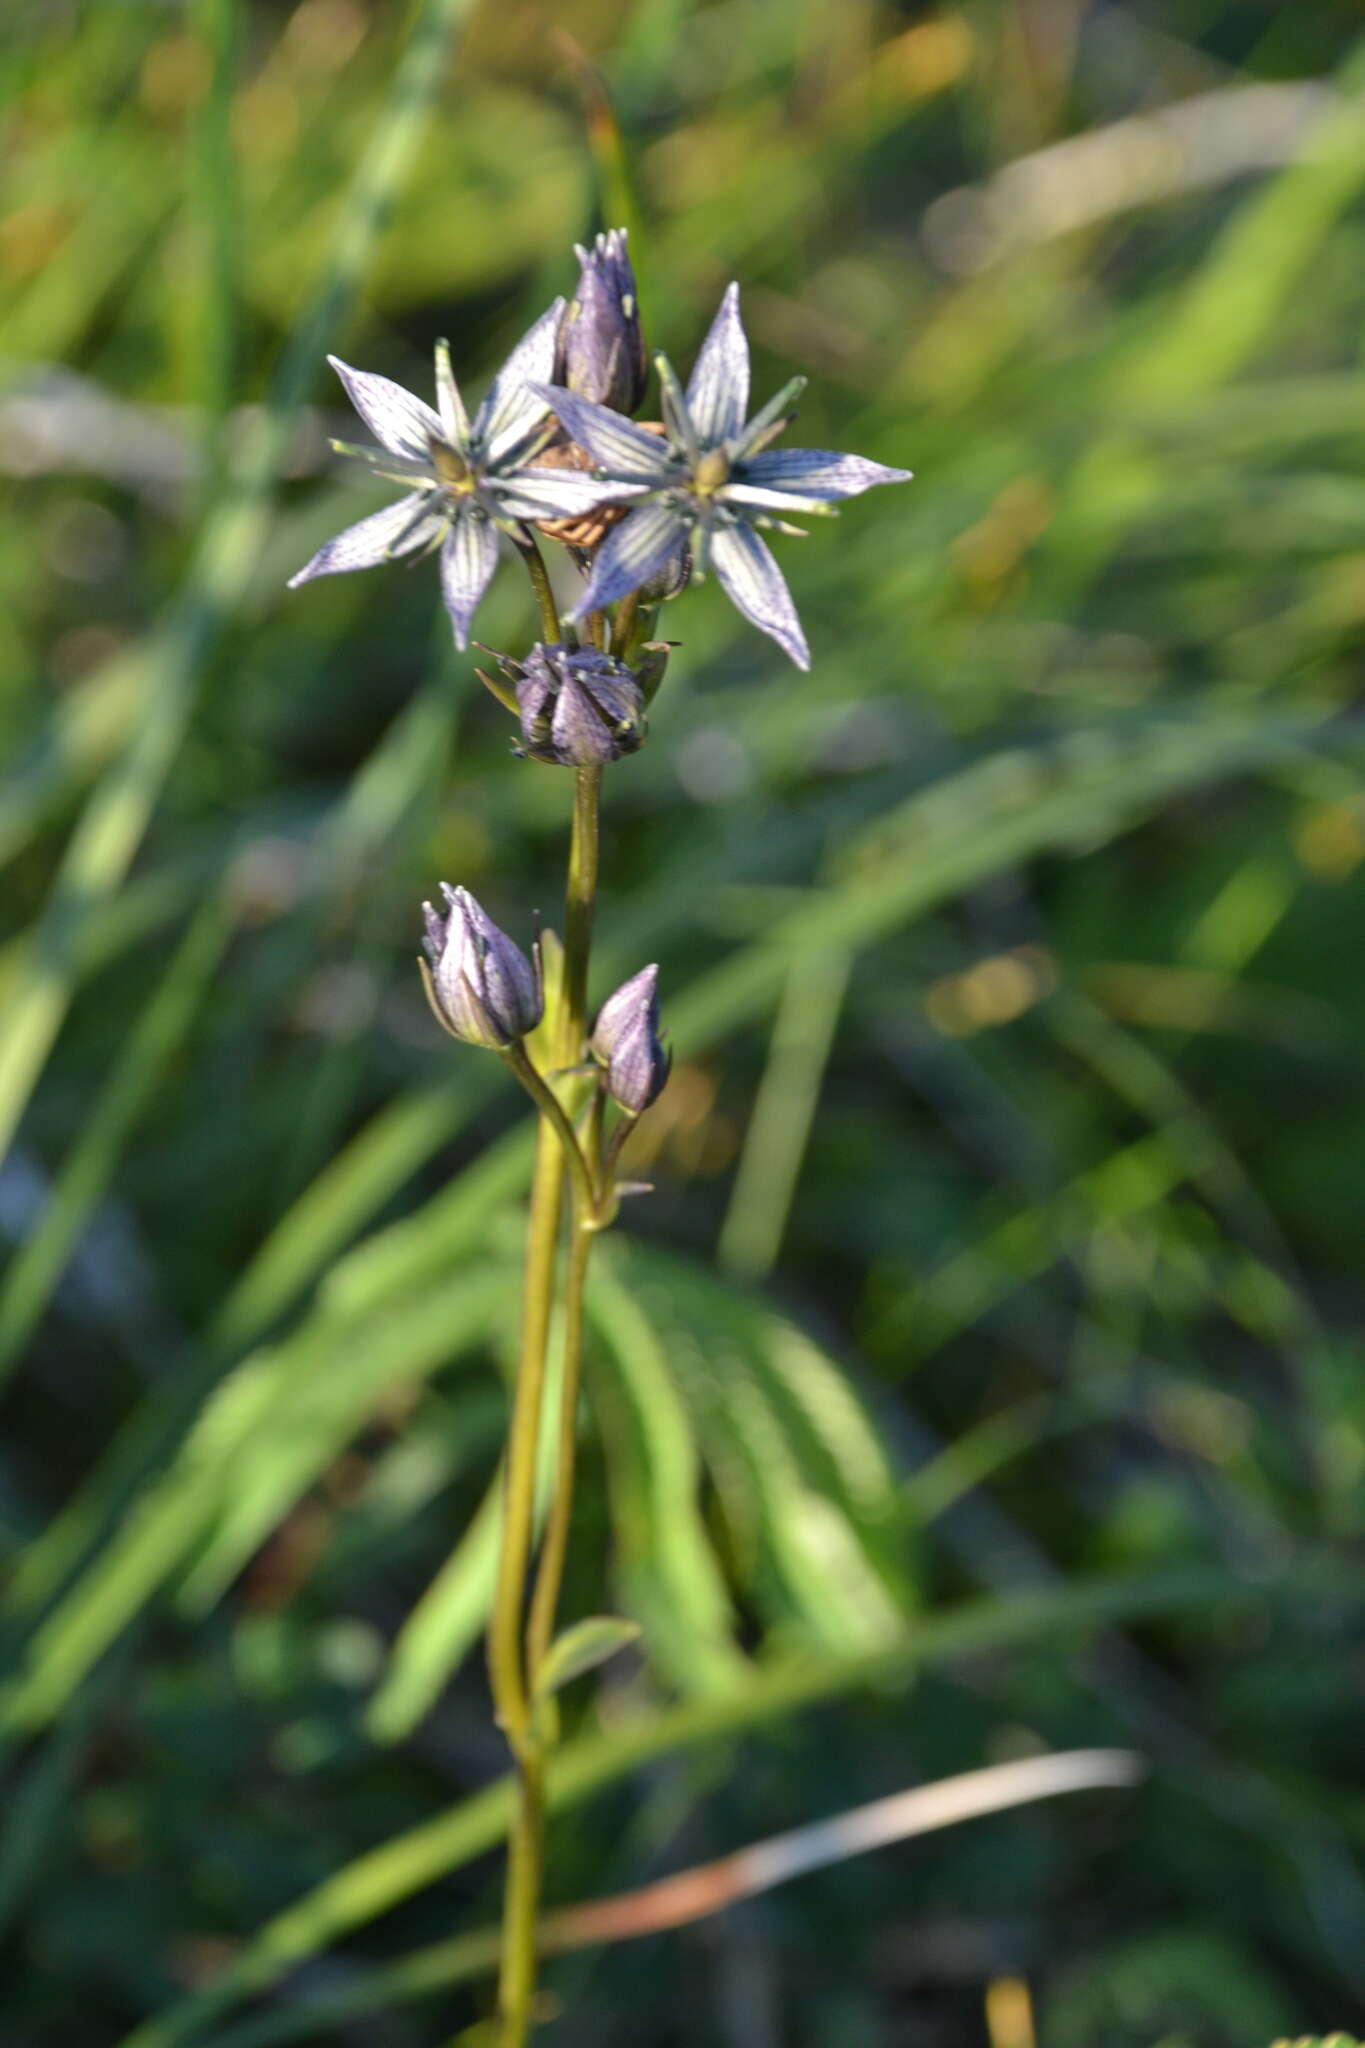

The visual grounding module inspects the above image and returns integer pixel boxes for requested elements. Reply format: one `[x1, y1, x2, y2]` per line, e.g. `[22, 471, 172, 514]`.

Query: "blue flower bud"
[591, 964, 670, 1113]
[554, 228, 648, 417]
[421, 884, 542, 1048]
[512, 643, 646, 768]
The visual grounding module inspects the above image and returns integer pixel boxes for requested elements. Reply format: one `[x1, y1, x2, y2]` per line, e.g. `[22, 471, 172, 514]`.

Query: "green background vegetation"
[2, 0, 1364, 2041]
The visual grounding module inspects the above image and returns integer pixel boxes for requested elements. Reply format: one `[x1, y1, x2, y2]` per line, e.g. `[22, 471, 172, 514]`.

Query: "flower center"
[429, 439, 474, 495]
[692, 448, 731, 496]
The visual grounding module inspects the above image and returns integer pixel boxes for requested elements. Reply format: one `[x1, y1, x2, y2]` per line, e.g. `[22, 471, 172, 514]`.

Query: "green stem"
[501, 1044, 599, 1217]
[608, 590, 640, 659]
[515, 530, 562, 645]
[496, 1749, 546, 2043]
[488, 1124, 563, 1754]
[525, 1190, 594, 1681]
[560, 766, 601, 1067]
[491, 695, 605, 2045]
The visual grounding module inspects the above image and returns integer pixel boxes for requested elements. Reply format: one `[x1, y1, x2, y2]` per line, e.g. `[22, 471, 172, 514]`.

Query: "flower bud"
[591, 964, 671, 1114]
[513, 643, 646, 768]
[554, 228, 649, 417]
[421, 884, 542, 1048]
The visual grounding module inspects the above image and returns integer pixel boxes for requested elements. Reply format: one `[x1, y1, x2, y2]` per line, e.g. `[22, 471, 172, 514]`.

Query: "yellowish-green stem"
[525, 1190, 594, 1680]
[491, 684, 604, 2043]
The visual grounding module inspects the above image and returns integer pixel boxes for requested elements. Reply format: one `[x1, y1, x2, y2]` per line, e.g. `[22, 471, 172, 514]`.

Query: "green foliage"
[2, 1, 1365, 2044]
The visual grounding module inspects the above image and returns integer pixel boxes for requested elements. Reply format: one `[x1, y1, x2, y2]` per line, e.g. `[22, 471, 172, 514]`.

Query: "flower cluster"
[292, 229, 911, 1149]
[290, 229, 910, 668]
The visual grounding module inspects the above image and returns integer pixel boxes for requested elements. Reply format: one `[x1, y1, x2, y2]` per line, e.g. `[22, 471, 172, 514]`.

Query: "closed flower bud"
[637, 544, 692, 605]
[591, 964, 671, 1114]
[421, 884, 542, 1048]
[513, 643, 646, 768]
[554, 228, 648, 416]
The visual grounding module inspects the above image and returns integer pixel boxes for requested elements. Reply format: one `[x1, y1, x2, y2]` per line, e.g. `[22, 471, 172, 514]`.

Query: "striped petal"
[530, 385, 674, 483]
[491, 468, 647, 522]
[327, 357, 442, 459]
[571, 501, 691, 615]
[685, 283, 749, 444]
[439, 510, 499, 648]
[709, 521, 809, 669]
[740, 448, 913, 500]
[476, 301, 564, 466]
[287, 492, 441, 587]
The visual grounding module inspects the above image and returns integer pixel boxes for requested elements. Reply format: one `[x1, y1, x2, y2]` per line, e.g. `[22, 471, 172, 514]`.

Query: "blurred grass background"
[2, 0, 1365, 2042]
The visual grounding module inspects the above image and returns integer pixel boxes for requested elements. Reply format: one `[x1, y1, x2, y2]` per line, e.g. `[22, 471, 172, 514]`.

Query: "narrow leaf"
[536, 1616, 642, 1698]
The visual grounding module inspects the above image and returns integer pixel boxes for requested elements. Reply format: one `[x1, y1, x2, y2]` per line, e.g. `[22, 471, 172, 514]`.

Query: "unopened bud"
[591, 964, 671, 1113]
[554, 228, 649, 416]
[638, 544, 692, 605]
[421, 884, 542, 1048]
[513, 643, 646, 768]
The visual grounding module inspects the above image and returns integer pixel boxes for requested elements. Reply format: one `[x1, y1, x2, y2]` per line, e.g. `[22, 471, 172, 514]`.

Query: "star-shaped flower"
[533, 284, 912, 669]
[288, 304, 646, 647]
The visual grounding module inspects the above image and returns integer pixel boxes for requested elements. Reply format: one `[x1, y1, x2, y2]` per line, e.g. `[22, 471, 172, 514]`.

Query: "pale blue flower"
[289, 304, 646, 647]
[533, 284, 912, 669]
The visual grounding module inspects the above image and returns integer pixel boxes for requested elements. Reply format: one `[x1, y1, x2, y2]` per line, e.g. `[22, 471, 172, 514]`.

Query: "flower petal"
[287, 492, 442, 587]
[476, 301, 564, 465]
[439, 510, 499, 648]
[722, 481, 835, 517]
[530, 385, 674, 483]
[491, 469, 647, 522]
[656, 355, 698, 461]
[572, 501, 691, 615]
[434, 338, 470, 449]
[709, 521, 809, 669]
[740, 448, 913, 500]
[327, 357, 443, 459]
[685, 283, 749, 444]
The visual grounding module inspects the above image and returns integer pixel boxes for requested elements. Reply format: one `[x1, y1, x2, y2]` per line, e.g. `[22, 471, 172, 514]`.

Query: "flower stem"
[489, 1120, 564, 1752]
[492, 719, 604, 2046]
[525, 1188, 594, 1680]
[560, 765, 601, 1065]
[496, 1747, 546, 2041]
[515, 529, 562, 644]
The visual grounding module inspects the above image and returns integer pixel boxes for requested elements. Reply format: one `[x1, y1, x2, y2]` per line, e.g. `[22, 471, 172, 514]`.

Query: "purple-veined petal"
[287, 492, 442, 587]
[491, 469, 648, 522]
[685, 283, 749, 444]
[571, 501, 691, 616]
[530, 384, 674, 483]
[740, 448, 913, 500]
[709, 520, 810, 669]
[327, 357, 443, 459]
[439, 509, 499, 648]
[476, 301, 564, 465]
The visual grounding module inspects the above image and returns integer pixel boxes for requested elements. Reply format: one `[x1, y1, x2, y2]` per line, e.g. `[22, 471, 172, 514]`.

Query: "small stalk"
[515, 528, 563, 646]
[560, 766, 601, 1066]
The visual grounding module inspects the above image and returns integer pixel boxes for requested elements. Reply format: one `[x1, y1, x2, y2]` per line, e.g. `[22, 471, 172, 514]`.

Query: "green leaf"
[534, 1616, 642, 1699]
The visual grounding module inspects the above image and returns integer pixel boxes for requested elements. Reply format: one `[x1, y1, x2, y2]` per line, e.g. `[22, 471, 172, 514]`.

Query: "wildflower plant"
[291, 227, 910, 2045]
